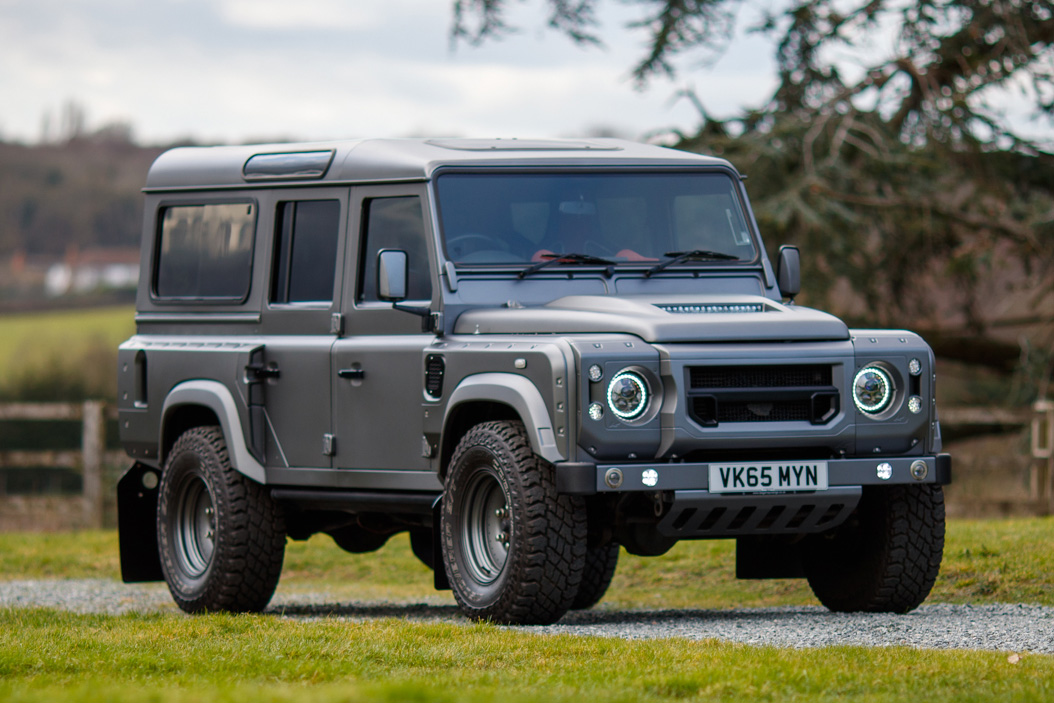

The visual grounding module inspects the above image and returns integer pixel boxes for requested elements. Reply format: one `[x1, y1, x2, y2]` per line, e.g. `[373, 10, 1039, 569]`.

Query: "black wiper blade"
[518, 252, 614, 279]
[644, 249, 740, 278]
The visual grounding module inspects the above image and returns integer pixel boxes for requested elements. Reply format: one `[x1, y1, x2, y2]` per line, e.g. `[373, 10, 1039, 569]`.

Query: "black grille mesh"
[690, 365, 831, 389]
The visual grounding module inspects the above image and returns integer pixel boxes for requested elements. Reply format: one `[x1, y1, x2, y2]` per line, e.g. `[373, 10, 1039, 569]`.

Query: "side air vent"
[425, 354, 445, 398]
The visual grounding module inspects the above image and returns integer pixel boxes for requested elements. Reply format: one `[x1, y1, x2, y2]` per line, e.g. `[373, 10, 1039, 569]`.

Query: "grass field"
[0, 305, 135, 400]
[1, 519, 1052, 701]
[0, 305, 134, 370]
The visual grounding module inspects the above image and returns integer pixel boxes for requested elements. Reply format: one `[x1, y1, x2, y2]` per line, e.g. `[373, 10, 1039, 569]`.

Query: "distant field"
[0, 306, 135, 376]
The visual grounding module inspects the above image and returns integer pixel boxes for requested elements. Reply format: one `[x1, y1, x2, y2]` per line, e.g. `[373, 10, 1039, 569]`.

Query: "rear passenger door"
[256, 188, 349, 471]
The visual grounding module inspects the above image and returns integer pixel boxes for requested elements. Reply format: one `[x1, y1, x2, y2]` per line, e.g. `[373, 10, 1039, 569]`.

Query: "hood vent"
[657, 303, 767, 314]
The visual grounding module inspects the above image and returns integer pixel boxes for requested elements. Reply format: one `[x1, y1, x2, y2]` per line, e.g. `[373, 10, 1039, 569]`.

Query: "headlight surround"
[607, 370, 649, 420]
[852, 365, 894, 415]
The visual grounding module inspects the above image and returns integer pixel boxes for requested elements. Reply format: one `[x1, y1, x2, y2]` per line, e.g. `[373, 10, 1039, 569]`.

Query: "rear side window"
[271, 200, 341, 304]
[155, 203, 255, 300]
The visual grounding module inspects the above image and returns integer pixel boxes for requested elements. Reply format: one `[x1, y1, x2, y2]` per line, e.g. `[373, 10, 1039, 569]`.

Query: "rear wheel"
[157, 426, 286, 613]
[802, 484, 945, 613]
[440, 421, 586, 624]
[572, 542, 619, 610]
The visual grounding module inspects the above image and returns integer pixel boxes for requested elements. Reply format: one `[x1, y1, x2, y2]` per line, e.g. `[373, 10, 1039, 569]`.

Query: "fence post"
[1030, 399, 1054, 514]
[82, 400, 105, 528]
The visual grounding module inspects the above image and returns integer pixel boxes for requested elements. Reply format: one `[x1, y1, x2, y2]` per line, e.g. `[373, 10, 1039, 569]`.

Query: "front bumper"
[556, 453, 951, 495]
[556, 454, 950, 539]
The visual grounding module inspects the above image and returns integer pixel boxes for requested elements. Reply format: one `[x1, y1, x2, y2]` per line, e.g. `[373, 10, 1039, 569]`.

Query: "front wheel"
[802, 484, 945, 613]
[157, 426, 286, 613]
[440, 421, 586, 624]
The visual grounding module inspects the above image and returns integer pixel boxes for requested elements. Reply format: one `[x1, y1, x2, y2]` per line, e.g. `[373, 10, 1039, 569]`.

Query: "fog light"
[877, 462, 893, 480]
[588, 402, 604, 421]
[588, 364, 604, 382]
[908, 395, 922, 414]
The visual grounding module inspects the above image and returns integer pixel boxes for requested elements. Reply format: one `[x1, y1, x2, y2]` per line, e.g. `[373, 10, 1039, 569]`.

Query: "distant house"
[44, 247, 140, 297]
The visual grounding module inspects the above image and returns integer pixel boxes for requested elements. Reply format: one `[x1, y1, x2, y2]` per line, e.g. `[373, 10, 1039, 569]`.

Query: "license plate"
[708, 461, 829, 493]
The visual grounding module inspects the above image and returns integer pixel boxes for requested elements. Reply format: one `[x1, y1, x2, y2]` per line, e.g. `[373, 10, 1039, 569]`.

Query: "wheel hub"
[174, 476, 216, 578]
[461, 470, 510, 585]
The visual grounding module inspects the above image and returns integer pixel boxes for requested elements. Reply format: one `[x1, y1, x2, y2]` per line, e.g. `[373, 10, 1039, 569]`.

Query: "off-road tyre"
[571, 542, 619, 610]
[440, 420, 587, 625]
[802, 484, 945, 613]
[157, 426, 286, 613]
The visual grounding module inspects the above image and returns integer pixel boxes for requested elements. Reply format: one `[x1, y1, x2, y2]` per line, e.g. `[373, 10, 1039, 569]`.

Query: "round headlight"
[853, 365, 894, 414]
[607, 371, 649, 420]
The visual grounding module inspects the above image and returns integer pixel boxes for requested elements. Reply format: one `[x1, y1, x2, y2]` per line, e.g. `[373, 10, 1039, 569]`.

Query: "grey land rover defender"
[116, 138, 950, 625]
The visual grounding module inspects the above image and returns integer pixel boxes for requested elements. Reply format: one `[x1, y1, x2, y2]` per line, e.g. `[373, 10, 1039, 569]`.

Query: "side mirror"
[377, 249, 408, 302]
[777, 245, 801, 301]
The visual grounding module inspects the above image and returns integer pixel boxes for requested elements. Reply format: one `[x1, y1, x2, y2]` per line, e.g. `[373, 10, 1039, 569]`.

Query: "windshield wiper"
[644, 249, 740, 278]
[518, 252, 614, 279]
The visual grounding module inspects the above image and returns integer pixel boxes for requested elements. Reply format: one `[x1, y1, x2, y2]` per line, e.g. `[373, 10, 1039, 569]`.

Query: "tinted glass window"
[155, 203, 255, 299]
[436, 173, 756, 265]
[358, 197, 432, 302]
[271, 200, 341, 304]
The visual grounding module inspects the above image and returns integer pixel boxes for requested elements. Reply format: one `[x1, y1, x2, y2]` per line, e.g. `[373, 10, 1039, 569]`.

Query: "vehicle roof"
[144, 137, 736, 191]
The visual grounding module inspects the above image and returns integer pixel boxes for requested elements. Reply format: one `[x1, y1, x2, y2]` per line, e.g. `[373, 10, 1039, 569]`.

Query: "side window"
[155, 203, 255, 300]
[271, 199, 341, 304]
[358, 196, 432, 302]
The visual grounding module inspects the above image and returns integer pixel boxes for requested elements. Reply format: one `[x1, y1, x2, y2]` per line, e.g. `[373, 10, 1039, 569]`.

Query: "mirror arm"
[392, 302, 430, 318]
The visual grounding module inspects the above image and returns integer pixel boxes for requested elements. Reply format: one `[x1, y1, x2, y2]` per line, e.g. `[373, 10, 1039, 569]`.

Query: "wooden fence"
[0, 401, 125, 530]
[0, 401, 1051, 530]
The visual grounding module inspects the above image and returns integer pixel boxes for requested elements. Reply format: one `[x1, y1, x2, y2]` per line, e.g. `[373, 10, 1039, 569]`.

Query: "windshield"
[436, 172, 757, 266]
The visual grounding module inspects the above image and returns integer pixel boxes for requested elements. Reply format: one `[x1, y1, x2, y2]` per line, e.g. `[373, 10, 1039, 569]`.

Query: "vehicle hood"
[453, 294, 850, 343]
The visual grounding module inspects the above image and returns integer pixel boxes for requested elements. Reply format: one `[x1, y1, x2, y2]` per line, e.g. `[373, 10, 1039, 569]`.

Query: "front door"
[331, 185, 440, 489]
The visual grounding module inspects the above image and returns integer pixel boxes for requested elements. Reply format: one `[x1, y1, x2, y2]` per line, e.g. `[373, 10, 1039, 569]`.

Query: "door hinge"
[322, 434, 336, 457]
[330, 313, 344, 336]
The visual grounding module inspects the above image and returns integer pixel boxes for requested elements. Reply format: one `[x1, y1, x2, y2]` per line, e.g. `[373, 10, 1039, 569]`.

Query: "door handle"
[245, 362, 280, 380]
[338, 368, 365, 380]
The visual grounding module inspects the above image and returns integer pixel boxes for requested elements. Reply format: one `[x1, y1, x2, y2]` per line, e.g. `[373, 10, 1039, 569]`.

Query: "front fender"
[445, 373, 564, 464]
[161, 380, 266, 483]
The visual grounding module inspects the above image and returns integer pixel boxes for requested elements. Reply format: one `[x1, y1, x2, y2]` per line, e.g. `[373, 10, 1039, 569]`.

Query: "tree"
[453, 1, 1054, 394]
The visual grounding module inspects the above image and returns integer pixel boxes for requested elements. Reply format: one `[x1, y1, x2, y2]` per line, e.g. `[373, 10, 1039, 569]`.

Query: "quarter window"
[271, 200, 341, 304]
[155, 203, 255, 299]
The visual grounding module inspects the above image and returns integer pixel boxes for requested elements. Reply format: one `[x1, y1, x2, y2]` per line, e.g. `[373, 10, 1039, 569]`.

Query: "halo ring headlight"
[607, 371, 649, 420]
[853, 365, 894, 415]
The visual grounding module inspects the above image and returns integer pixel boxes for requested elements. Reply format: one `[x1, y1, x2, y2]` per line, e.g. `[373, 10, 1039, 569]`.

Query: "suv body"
[117, 138, 950, 623]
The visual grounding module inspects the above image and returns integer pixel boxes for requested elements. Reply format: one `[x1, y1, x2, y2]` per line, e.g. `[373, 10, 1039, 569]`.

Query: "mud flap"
[117, 463, 163, 582]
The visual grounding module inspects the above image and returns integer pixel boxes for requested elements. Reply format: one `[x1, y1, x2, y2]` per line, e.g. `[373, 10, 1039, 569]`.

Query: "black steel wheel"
[157, 426, 286, 613]
[802, 484, 945, 613]
[440, 420, 586, 625]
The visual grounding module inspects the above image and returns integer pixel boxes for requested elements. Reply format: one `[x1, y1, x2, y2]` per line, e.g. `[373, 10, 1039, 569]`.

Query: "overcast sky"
[0, 0, 781, 145]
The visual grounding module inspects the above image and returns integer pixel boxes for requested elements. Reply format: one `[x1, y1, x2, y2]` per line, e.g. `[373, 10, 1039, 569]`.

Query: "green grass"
[1, 520, 1053, 701]
[0, 306, 134, 373]
[2, 517, 1053, 608]
[0, 305, 134, 400]
[0, 608, 1050, 703]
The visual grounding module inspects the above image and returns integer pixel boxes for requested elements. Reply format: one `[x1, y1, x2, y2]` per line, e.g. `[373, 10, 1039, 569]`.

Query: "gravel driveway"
[1, 579, 1051, 654]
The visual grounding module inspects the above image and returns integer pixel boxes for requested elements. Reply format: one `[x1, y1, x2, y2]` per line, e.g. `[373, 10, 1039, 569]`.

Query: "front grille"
[686, 364, 839, 426]
[690, 365, 831, 389]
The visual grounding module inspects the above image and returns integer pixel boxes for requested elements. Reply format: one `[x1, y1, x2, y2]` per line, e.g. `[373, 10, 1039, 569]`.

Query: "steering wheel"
[447, 233, 503, 256]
